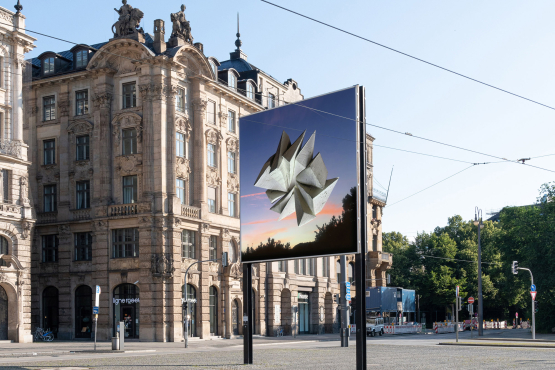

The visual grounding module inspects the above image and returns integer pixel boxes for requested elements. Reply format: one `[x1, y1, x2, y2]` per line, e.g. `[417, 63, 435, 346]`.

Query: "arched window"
[228, 241, 236, 264]
[42, 286, 59, 337]
[113, 283, 140, 338]
[209, 286, 218, 335]
[0, 285, 7, 340]
[75, 285, 92, 338]
[0, 236, 8, 267]
[246, 83, 254, 100]
[210, 61, 217, 79]
[182, 284, 197, 337]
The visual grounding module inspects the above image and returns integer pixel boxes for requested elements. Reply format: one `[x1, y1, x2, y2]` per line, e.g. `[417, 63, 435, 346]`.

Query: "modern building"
[25, 2, 390, 341]
[0, 3, 36, 343]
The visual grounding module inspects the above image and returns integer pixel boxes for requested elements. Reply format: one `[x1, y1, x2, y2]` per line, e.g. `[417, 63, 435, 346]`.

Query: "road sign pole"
[94, 314, 98, 351]
[340, 255, 349, 348]
[518, 267, 535, 340]
[455, 288, 459, 343]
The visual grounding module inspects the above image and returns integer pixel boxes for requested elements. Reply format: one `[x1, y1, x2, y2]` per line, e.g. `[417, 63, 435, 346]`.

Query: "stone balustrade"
[108, 203, 138, 217]
[0, 202, 21, 216]
[37, 212, 57, 224]
[181, 204, 200, 219]
[0, 140, 23, 159]
[71, 209, 91, 221]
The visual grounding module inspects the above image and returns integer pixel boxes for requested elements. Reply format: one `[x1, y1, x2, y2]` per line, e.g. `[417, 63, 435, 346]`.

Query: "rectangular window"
[176, 178, 186, 204]
[74, 232, 92, 261]
[207, 143, 216, 167]
[246, 83, 254, 100]
[43, 139, 55, 165]
[207, 100, 216, 124]
[228, 193, 236, 217]
[75, 50, 88, 69]
[176, 132, 186, 158]
[76, 135, 89, 161]
[112, 228, 139, 258]
[75, 90, 88, 116]
[43, 96, 56, 121]
[228, 110, 236, 133]
[229, 74, 237, 90]
[76, 180, 90, 209]
[122, 82, 136, 109]
[123, 175, 137, 204]
[207, 187, 216, 213]
[122, 128, 137, 155]
[227, 151, 236, 174]
[43, 57, 55, 75]
[1, 170, 8, 203]
[209, 235, 217, 261]
[182, 230, 196, 259]
[176, 88, 185, 112]
[268, 93, 275, 109]
[42, 235, 58, 263]
[44, 184, 57, 212]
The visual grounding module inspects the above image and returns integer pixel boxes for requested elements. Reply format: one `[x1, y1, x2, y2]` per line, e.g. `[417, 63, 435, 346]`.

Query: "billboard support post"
[340, 255, 349, 347]
[243, 263, 253, 364]
[355, 85, 368, 370]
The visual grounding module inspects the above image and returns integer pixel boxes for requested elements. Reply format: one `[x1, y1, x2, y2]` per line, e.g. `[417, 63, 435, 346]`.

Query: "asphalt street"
[0, 330, 553, 369]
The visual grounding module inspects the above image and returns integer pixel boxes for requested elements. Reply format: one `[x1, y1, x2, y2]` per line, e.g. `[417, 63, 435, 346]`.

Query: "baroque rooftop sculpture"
[170, 4, 194, 44]
[112, 0, 144, 39]
[254, 131, 339, 227]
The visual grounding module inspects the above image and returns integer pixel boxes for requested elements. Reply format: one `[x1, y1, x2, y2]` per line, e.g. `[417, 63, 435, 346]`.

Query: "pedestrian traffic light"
[534, 301, 538, 313]
[334, 294, 339, 303]
[512, 261, 518, 275]
[222, 252, 228, 267]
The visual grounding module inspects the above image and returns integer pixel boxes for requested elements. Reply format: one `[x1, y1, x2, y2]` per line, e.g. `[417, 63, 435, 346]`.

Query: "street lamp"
[474, 207, 484, 336]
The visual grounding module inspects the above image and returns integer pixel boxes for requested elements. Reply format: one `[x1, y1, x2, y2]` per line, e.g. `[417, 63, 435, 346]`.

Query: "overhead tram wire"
[386, 165, 476, 208]
[420, 254, 502, 266]
[11, 21, 553, 174]
[260, 0, 555, 113]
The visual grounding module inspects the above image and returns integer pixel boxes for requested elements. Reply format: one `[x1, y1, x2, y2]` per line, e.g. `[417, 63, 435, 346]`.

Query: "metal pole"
[340, 255, 349, 347]
[184, 270, 188, 348]
[518, 268, 535, 340]
[456, 297, 459, 343]
[243, 263, 253, 364]
[94, 315, 98, 351]
[477, 214, 484, 336]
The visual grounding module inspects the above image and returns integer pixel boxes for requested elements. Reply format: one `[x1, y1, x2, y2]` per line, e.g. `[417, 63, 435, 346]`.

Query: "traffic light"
[222, 252, 228, 267]
[534, 301, 539, 313]
[512, 261, 518, 275]
[334, 294, 339, 303]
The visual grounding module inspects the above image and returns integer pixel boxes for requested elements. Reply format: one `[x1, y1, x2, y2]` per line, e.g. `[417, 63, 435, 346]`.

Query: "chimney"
[153, 19, 166, 54]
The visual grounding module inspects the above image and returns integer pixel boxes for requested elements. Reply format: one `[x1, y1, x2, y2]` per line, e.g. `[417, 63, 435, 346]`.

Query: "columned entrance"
[75, 285, 92, 339]
[113, 284, 140, 338]
[42, 287, 59, 338]
[298, 292, 310, 334]
[0, 285, 7, 340]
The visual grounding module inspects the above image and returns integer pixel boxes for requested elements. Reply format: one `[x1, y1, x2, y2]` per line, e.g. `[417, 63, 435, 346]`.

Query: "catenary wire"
[386, 165, 476, 207]
[260, 0, 555, 112]
[420, 254, 502, 266]
[8, 21, 552, 173]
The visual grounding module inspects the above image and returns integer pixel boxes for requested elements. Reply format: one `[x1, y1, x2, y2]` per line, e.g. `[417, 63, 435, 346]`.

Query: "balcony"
[0, 140, 23, 160]
[371, 188, 387, 204]
[0, 202, 22, 217]
[181, 204, 200, 219]
[37, 212, 57, 224]
[71, 209, 91, 221]
[108, 204, 138, 217]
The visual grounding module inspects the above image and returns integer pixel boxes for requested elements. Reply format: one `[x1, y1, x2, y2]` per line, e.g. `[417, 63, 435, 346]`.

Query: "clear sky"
[21, 0, 555, 236]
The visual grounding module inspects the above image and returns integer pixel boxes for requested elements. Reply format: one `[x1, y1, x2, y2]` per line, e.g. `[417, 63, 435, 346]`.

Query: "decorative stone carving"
[175, 117, 191, 136]
[112, 0, 144, 38]
[19, 176, 28, 204]
[230, 262, 242, 277]
[192, 98, 207, 113]
[223, 228, 230, 237]
[206, 167, 221, 186]
[68, 120, 93, 135]
[58, 99, 70, 117]
[112, 112, 143, 144]
[116, 154, 142, 175]
[111, 258, 139, 271]
[92, 92, 112, 109]
[0, 140, 22, 159]
[91, 220, 107, 234]
[226, 137, 238, 152]
[201, 223, 210, 233]
[170, 5, 194, 44]
[21, 220, 31, 239]
[151, 253, 174, 278]
[227, 174, 239, 193]
[58, 225, 71, 241]
[205, 129, 222, 145]
[176, 157, 190, 179]
[139, 216, 154, 226]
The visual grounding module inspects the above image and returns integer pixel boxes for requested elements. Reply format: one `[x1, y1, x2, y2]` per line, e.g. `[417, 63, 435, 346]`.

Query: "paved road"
[0, 330, 553, 369]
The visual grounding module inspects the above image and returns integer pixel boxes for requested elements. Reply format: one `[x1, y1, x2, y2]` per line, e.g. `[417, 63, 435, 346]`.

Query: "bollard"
[119, 321, 125, 351]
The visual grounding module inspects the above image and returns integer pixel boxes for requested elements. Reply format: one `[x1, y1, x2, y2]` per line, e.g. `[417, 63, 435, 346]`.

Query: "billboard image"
[240, 86, 363, 263]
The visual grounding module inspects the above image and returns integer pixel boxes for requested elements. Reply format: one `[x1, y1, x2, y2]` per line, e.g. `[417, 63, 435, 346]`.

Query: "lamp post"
[474, 207, 484, 336]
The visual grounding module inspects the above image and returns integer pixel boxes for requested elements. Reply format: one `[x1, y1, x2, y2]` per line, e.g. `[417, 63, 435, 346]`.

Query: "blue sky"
[22, 0, 555, 235]
[240, 87, 358, 251]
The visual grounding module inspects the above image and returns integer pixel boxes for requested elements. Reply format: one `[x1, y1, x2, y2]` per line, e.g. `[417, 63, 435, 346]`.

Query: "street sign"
[345, 293, 351, 301]
[95, 285, 101, 307]
[516, 312, 518, 318]
[531, 291, 537, 301]
[531, 284, 536, 292]
[468, 297, 475, 304]
[93, 306, 99, 315]
[345, 282, 350, 288]
[345, 282, 351, 301]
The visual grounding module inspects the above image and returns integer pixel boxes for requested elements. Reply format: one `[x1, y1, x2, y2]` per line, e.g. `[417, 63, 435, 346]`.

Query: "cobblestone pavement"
[0, 338, 554, 370]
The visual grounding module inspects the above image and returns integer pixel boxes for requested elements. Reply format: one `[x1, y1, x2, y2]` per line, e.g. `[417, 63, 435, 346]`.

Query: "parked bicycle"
[33, 327, 54, 342]
[276, 326, 284, 337]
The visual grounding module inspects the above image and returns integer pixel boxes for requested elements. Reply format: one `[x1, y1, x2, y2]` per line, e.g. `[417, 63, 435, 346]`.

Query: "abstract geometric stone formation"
[254, 131, 339, 227]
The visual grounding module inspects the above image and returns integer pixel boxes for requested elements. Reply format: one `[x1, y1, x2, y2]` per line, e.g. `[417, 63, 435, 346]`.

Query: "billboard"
[240, 86, 364, 263]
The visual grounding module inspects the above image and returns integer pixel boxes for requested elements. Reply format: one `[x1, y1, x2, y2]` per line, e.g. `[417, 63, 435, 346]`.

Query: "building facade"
[0, 4, 36, 343]
[26, 3, 389, 341]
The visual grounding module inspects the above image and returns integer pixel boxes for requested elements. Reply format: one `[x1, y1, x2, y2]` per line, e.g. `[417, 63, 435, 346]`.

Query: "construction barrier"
[383, 324, 422, 335]
[484, 321, 507, 329]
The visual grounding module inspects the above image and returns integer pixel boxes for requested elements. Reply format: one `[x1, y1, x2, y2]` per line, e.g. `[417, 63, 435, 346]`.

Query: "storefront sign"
[113, 298, 140, 305]
[298, 293, 309, 300]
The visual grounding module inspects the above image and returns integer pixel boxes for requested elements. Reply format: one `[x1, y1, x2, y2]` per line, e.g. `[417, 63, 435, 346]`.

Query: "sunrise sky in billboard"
[240, 86, 360, 262]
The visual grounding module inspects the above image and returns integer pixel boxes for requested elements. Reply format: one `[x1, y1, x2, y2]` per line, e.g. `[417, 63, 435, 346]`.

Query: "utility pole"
[474, 207, 484, 336]
[514, 262, 535, 340]
[340, 255, 349, 347]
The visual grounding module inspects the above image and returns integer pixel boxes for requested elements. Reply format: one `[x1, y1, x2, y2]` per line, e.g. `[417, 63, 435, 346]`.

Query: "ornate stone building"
[0, 3, 36, 343]
[26, 2, 390, 341]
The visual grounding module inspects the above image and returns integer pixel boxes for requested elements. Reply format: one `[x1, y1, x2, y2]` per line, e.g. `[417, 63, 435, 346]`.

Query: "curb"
[439, 342, 555, 349]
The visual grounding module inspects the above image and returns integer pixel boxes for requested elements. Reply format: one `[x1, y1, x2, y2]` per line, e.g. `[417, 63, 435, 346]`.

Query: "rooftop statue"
[112, 0, 144, 38]
[254, 131, 339, 227]
[171, 4, 194, 44]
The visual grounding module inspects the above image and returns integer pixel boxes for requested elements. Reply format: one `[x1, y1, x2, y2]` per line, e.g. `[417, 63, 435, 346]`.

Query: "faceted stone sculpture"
[254, 131, 339, 226]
